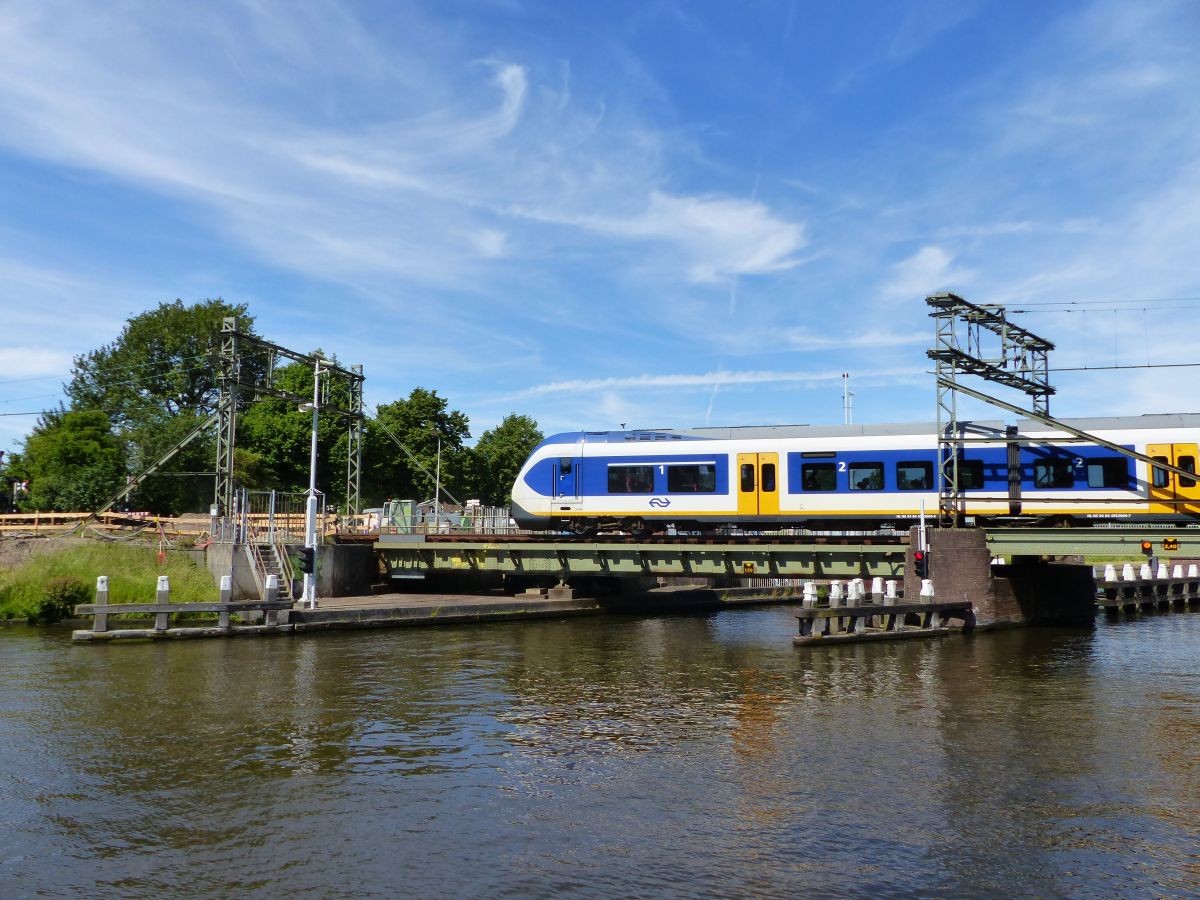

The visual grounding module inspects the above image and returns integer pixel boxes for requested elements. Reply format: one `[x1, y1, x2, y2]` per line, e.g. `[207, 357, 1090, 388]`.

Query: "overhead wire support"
[214, 316, 366, 518]
[925, 292, 1195, 528]
[927, 292, 1055, 526]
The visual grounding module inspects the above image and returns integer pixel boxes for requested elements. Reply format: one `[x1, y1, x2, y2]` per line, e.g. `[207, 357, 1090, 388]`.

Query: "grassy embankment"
[0, 541, 215, 622]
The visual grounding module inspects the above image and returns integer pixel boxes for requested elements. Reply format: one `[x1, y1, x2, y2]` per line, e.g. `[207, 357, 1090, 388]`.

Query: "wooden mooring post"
[73, 574, 295, 642]
[792, 574, 975, 646]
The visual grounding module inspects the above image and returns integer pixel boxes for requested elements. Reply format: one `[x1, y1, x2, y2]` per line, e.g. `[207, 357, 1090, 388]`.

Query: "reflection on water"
[2, 607, 1199, 896]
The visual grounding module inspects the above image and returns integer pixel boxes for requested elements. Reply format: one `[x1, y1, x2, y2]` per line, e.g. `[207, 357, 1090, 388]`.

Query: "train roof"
[538, 413, 1200, 446]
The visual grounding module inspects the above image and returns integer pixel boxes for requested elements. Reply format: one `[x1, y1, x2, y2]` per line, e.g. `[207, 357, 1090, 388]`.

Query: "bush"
[35, 576, 89, 623]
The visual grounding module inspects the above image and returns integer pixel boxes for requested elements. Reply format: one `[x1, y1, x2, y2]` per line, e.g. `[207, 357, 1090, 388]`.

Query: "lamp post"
[300, 359, 323, 609]
[433, 429, 442, 533]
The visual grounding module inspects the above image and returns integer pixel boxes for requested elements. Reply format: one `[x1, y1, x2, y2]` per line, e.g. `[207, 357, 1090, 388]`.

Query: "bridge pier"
[912, 527, 1094, 628]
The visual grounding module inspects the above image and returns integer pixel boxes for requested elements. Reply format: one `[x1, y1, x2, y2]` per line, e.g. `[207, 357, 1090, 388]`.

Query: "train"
[509, 414, 1200, 535]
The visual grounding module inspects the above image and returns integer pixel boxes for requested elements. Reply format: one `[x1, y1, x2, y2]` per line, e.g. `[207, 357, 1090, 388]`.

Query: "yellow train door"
[737, 452, 780, 517]
[1147, 443, 1200, 515]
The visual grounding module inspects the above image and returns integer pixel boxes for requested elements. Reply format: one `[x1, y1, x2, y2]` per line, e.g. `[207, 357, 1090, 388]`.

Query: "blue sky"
[2, 0, 1200, 457]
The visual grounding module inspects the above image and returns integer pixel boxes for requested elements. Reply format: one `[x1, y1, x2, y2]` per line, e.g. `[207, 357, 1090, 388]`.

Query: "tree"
[365, 388, 472, 505]
[13, 410, 125, 511]
[236, 357, 354, 507]
[64, 298, 256, 513]
[471, 414, 543, 506]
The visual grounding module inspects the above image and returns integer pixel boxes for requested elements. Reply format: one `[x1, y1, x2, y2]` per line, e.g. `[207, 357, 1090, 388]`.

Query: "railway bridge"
[376, 525, 1200, 628]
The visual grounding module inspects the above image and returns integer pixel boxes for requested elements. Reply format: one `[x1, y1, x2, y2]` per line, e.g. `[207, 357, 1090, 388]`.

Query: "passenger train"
[509, 414, 1200, 535]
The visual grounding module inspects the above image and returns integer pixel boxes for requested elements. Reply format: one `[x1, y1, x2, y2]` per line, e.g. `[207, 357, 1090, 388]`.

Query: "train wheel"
[570, 519, 598, 538]
[622, 517, 649, 538]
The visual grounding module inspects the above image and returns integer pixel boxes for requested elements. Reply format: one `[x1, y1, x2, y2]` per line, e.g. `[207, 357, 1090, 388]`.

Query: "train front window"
[1087, 458, 1129, 489]
[897, 461, 932, 491]
[1180, 455, 1197, 488]
[608, 465, 654, 494]
[1152, 457, 1170, 489]
[801, 463, 836, 491]
[667, 464, 716, 493]
[848, 462, 883, 491]
[1034, 459, 1074, 489]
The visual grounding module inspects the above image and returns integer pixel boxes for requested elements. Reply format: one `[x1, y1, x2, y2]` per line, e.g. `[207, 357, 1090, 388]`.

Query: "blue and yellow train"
[509, 414, 1200, 535]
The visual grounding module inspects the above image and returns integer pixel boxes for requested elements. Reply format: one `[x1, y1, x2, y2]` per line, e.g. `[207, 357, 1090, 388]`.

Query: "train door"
[737, 452, 780, 517]
[1147, 443, 1200, 515]
[553, 455, 580, 501]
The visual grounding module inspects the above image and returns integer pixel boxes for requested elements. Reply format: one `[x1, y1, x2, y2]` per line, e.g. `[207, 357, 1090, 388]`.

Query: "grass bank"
[0, 541, 215, 622]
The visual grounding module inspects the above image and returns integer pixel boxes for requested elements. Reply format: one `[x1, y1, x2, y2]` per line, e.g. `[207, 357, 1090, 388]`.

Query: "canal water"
[2, 607, 1198, 897]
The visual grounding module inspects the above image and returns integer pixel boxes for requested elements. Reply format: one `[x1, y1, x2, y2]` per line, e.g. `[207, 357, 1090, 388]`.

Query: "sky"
[2, 0, 1200, 458]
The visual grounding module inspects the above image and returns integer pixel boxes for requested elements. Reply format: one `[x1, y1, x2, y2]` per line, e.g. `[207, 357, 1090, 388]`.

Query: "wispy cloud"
[514, 366, 924, 398]
[510, 190, 807, 282]
[878, 246, 976, 302]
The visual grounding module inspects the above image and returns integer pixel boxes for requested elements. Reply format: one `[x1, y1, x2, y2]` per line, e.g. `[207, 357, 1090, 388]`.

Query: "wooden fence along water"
[1095, 562, 1200, 615]
[790, 576, 975, 646]
[72, 574, 293, 641]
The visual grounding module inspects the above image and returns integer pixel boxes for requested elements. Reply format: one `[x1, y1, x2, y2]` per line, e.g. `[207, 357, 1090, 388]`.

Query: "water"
[2, 607, 1198, 897]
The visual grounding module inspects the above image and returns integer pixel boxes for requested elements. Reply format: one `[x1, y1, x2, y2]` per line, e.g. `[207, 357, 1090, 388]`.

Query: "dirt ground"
[0, 535, 91, 571]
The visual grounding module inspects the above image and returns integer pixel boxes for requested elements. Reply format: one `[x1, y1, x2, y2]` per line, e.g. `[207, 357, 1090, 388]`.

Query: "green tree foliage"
[236, 357, 353, 507]
[63, 298, 255, 514]
[13, 410, 125, 510]
[67, 298, 252, 425]
[365, 388, 472, 505]
[471, 414, 543, 506]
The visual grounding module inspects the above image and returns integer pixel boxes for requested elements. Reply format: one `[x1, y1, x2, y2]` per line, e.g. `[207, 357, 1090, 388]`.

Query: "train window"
[740, 464, 756, 492]
[848, 462, 883, 491]
[896, 461, 933, 491]
[559, 458, 573, 475]
[608, 465, 654, 494]
[1180, 455, 1197, 488]
[761, 463, 776, 492]
[958, 460, 985, 490]
[1086, 458, 1129, 489]
[667, 464, 717, 493]
[801, 463, 837, 491]
[1034, 459, 1074, 489]
[1152, 457, 1169, 489]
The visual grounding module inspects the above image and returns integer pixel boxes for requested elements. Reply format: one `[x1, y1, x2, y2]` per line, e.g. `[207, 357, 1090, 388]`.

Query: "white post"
[433, 431, 442, 532]
[94, 576, 110, 633]
[155, 575, 171, 631]
[870, 576, 884, 603]
[302, 360, 322, 609]
[884, 580, 898, 606]
[919, 578, 935, 601]
[802, 581, 818, 609]
[218, 574, 233, 629]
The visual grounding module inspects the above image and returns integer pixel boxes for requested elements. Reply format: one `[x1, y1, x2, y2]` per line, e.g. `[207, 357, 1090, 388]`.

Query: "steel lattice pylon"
[213, 316, 366, 518]
[214, 318, 240, 517]
[927, 293, 1054, 526]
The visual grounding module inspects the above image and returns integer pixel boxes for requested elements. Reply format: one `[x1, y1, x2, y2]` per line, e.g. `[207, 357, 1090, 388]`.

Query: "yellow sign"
[743, 562, 756, 575]
[1163, 538, 1180, 551]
